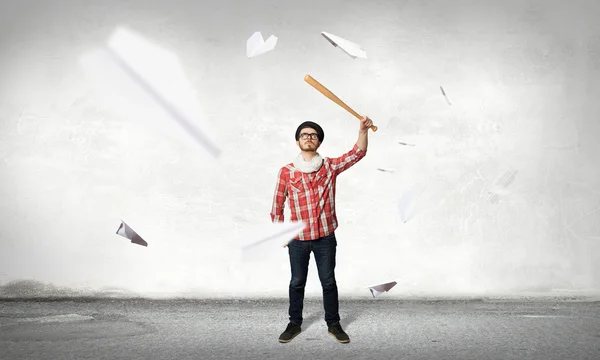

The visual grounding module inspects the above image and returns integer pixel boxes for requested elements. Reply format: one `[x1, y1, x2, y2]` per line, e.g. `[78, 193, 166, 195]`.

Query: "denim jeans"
[288, 232, 340, 327]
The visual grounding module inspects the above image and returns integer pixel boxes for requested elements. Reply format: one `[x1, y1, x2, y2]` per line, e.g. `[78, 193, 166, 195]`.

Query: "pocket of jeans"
[323, 233, 336, 242]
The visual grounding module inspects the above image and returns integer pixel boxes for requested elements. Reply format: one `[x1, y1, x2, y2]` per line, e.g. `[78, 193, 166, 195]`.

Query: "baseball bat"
[304, 75, 378, 132]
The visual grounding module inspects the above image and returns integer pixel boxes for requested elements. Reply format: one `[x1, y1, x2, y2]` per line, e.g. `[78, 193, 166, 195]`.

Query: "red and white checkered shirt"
[270, 144, 367, 240]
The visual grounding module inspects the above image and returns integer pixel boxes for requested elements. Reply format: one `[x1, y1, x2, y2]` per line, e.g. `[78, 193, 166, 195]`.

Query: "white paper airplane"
[246, 31, 278, 58]
[80, 27, 221, 158]
[240, 221, 307, 261]
[321, 31, 367, 59]
[440, 86, 452, 105]
[116, 219, 148, 247]
[398, 190, 418, 223]
[486, 170, 518, 203]
[368, 281, 397, 297]
[377, 168, 395, 173]
[397, 181, 432, 223]
[242, 221, 307, 250]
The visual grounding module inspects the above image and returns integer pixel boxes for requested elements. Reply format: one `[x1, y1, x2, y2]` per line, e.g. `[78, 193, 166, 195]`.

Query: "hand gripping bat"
[304, 74, 378, 132]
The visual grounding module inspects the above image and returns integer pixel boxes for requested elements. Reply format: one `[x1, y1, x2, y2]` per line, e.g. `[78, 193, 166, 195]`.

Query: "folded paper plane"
[80, 27, 221, 158]
[116, 220, 148, 247]
[397, 181, 432, 223]
[240, 221, 307, 262]
[242, 221, 307, 250]
[398, 190, 418, 223]
[440, 86, 452, 105]
[246, 31, 278, 58]
[377, 168, 395, 173]
[368, 281, 397, 297]
[486, 170, 518, 203]
[321, 31, 367, 59]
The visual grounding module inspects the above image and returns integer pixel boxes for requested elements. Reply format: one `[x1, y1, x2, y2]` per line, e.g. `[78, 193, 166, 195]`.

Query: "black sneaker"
[328, 323, 350, 343]
[279, 323, 301, 343]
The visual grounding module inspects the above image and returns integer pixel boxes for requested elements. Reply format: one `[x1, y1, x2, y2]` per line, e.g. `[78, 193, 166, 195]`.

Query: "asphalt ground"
[1, 298, 599, 360]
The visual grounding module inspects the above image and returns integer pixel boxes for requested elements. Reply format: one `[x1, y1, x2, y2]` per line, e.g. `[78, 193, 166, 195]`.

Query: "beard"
[300, 142, 317, 151]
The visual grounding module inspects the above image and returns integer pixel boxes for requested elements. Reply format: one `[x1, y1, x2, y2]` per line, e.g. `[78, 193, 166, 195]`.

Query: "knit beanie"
[295, 121, 324, 143]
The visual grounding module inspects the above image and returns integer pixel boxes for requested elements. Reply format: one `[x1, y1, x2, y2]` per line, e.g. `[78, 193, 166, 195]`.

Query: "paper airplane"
[240, 221, 307, 261]
[440, 86, 452, 105]
[246, 31, 278, 58]
[368, 281, 397, 297]
[116, 220, 148, 247]
[398, 190, 418, 223]
[486, 170, 518, 203]
[321, 32, 367, 59]
[377, 168, 395, 173]
[242, 221, 307, 250]
[80, 27, 221, 158]
[397, 180, 432, 223]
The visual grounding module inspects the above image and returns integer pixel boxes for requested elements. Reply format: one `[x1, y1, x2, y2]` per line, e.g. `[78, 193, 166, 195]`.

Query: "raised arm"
[356, 122, 368, 152]
[270, 167, 287, 223]
[330, 116, 372, 175]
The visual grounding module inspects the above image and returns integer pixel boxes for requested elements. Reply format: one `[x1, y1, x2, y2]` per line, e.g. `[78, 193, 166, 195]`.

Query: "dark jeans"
[288, 232, 340, 327]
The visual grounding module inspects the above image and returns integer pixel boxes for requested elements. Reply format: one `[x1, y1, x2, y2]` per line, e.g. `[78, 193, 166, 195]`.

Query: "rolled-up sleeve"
[270, 167, 287, 223]
[329, 144, 366, 176]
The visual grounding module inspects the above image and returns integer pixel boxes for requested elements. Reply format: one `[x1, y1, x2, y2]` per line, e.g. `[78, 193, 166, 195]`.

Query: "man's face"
[296, 127, 320, 151]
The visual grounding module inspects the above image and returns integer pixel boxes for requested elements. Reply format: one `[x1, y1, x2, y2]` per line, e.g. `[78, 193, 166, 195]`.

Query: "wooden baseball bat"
[304, 75, 378, 132]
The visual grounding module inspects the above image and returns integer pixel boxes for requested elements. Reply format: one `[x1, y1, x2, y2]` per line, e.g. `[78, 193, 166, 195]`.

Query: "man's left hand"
[360, 115, 373, 131]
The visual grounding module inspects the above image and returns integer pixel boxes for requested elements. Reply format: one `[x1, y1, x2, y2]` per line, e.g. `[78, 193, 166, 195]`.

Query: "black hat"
[295, 121, 324, 143]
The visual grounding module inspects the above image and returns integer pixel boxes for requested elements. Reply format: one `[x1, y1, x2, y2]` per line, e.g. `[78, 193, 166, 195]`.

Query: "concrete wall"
[1, 0, 599, 299]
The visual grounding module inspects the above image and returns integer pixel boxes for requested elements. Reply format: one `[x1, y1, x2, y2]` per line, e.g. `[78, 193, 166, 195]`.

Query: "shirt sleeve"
[329, 144, 367, 176]
[270, 167, 287, 223]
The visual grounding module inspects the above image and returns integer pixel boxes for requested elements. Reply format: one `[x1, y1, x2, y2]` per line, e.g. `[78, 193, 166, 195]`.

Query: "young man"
[270, 116, 373, 344]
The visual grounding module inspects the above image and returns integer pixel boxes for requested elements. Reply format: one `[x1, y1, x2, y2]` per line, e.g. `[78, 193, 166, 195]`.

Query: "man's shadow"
[340, 311, 361, 330]
[301, 312, 323, 329]
[303, 307, 363, 330]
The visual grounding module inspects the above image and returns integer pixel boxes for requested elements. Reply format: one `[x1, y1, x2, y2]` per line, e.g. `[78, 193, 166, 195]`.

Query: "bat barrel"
[304, 75, 378, 133]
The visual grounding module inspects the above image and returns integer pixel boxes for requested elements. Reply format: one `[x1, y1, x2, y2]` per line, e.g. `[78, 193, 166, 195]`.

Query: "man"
[270, 116, 373, 344]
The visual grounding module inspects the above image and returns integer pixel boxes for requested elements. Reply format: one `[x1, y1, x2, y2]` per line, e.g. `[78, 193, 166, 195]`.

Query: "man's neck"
[301, 151, 317, 161]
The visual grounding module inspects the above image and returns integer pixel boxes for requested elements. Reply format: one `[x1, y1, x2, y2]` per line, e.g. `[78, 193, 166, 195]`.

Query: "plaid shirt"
[270, 144, 367, 240]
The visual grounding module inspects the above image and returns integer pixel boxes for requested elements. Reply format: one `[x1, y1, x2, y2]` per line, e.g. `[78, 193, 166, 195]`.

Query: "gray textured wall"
[1, 0, 599, 298]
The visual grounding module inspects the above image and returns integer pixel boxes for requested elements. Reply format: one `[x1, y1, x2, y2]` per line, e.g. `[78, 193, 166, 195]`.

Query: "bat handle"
[352, 112, 378, 132]
[359, 117, 378, 132]
[353, 113, 378, 132]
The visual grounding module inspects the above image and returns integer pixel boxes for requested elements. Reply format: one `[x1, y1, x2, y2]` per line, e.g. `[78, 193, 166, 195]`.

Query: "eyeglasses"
[300, 133, 319, 140]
